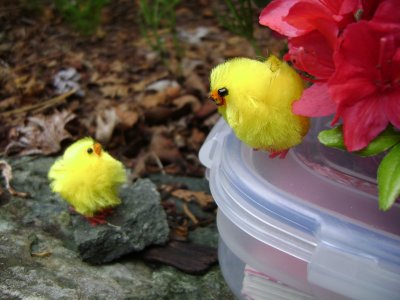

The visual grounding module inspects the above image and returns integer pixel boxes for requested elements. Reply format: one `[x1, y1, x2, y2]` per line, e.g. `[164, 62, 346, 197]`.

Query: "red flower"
[259, 0, 360, 41]
[287, 28, 338, 117]
[292, 82, 337, 116]
[328, 20, 400, 151]
[286, 31, 335, 79]
[260, 0, 361, 117]
[260, 0, 400, 151]
[259, 0, 303, 37]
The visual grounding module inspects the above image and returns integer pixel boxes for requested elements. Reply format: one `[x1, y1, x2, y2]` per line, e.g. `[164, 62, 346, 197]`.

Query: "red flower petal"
[284, 1, 334, 30]
[341, 96, 388, 151]
[337, 0, 362, 15]
[329, 21, 400, 106]
[287, 31, 335, 79]
[329, 72, 378, 107]
[334, 21, 380, 70]
[360, 0, 381, 20]
[329, 19, 400, 150]
[284, 1, 339, 46]
[385, 88, 400, 129]
[259, 0, 304, 37]
[292, 83, 336, 117]
[373, 0, 400, 24]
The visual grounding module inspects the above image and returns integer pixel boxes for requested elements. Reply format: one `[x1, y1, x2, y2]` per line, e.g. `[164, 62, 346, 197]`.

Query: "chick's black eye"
[218, 87, 229, 97]
[87, 148, 93, 154]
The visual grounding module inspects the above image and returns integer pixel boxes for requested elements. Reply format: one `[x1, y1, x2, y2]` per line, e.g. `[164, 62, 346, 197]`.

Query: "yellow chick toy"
[209, 55, 310, 158]
[48, 137, 127, 225]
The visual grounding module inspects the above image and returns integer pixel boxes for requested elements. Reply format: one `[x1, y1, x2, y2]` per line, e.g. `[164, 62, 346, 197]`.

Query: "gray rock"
[0, 224, 233, 300]
[73, 179, 170, 264]
[0, 157, 234, 299]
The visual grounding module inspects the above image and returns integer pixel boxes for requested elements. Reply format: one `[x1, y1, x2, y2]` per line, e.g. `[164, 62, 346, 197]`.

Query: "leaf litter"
[0, 0, 284, 273]
[5, 110, 76, 156]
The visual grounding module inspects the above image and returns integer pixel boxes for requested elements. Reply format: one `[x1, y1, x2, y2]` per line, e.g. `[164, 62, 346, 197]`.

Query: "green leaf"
[318, 126, 346, 150]
[377, 143, 400, 211]
[357, 126, 400, 156]
[318, 125, 400, 157]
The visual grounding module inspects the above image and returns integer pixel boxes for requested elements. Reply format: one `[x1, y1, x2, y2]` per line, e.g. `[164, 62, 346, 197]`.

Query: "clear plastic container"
[199, 118, 400, 300]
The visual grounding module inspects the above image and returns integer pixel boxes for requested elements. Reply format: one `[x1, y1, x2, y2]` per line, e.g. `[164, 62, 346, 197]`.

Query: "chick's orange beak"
[93, 143, 102, 156]
[209, 90, 225, 106]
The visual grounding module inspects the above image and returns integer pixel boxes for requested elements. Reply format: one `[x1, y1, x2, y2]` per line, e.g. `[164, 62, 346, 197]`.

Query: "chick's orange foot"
[252, 148, 289, 159]
[68, 206, 115, 226]
[85, 208, 115, 226]
[86, 215, 108, 226]
[268, 149, 289, 159]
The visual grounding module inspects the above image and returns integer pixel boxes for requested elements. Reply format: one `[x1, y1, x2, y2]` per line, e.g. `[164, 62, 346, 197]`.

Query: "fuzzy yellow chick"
[209, 55, 310, 158]
[48, 137, 127, 225]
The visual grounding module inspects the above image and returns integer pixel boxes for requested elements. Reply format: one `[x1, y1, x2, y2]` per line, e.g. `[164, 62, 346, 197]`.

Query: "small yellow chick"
[209, 55, 310, 158]
[48, 137, 127, 225]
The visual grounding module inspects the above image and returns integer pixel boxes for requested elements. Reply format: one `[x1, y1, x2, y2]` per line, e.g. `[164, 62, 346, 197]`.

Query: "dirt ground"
[0, 0, 284, 243]
[0, 0, 284, 173]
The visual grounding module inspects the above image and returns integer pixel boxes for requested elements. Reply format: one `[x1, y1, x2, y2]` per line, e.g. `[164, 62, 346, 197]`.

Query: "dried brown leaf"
[165, 85, 181, 99]
[141, 92, 167, 109]
[146, 80, 179, 93]
[14, 75, 45, 96]
[131, 151, 148, 180]
[144, 106, 176, 124]
[89, 71, 100, 84]
[95, 108, 119, 144]
[0, 62, 13, 82]
[143, 94, 199, 124]
[110, 60, 125, 73]
[195, 101, 217, 119]
[130, 71, 169, 92]
[150, 128, 182, 163]
[100, 84, 130, 98]
[224, 36, 256, 58]
[95, 74, 125, 85]
[131, 150, 165, 180]
[0, 160, 28, 197]
[203, 113, 220, 127]
[188, 128, 206, 151]
[171, 189, 214, 208]
[115, 104, 139, 128]
[1, 64, 19, 96]
[172, 95, 201, 111]
[170, 225, 189, 241]
[184, 72, 208, 96]
[64, 52, 86, 70]
[5, 110, 76, 156]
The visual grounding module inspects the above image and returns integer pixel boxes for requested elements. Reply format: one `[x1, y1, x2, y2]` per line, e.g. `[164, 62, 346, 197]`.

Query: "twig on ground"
[0, 89, 76, 118]
[182, 203, 198, 225]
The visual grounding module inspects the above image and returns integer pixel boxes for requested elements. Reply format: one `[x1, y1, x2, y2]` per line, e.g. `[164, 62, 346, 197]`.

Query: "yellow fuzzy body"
[48, 137, 127, 217]
[210, 56, 309, 152]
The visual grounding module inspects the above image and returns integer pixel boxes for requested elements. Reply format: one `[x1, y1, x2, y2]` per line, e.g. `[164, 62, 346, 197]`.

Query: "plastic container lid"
[199, 118, 400, 300]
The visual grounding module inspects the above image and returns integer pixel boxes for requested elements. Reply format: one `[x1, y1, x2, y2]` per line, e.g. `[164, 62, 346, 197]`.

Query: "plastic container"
[199, 118, 400, 300]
